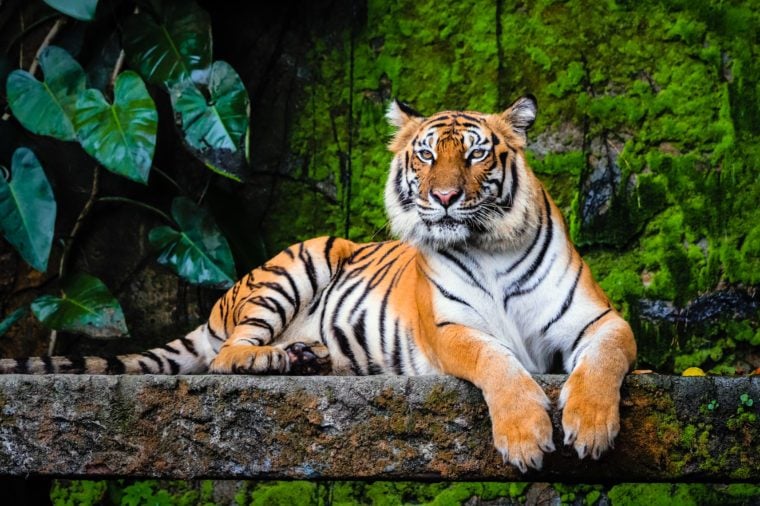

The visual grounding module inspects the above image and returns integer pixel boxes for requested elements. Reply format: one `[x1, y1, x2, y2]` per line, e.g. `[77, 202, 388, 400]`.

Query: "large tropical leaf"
[0, 148, 56, 272]
[5, 46, 87, 141]
[31, 273, 128, 338]
[0, 307, 27, 338]
[149, 197, 235, 288]
[122, 0, 211, 87]
[73, 71, 157, 183]
[32, 273, 128, 337]
[170, 61, 250, 181]
[43, 0, 99, 21]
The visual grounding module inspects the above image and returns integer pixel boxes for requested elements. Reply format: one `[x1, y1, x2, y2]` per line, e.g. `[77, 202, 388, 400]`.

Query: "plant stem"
[49, 165, 101, 356]
[59, 166, 101, 279]
[97, 196, 174, 224]
[28, 17, 66, 77]
[48, 330, 57, 356]
[109, 49, 126, 88]
[152, 166, 184, 193]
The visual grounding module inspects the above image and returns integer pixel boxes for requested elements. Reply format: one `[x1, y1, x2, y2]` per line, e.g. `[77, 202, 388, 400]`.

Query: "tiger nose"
[431, 188, 462, 208]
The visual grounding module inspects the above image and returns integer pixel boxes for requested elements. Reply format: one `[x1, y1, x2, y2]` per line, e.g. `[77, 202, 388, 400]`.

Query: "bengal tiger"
[0, 96, 636, 473]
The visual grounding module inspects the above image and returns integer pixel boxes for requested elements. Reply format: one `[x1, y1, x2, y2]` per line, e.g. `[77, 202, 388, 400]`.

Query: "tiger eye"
[418, 150, 434, 161]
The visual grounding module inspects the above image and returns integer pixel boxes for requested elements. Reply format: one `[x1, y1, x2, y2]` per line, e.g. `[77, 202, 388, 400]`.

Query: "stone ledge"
[0, 374, 757, 482]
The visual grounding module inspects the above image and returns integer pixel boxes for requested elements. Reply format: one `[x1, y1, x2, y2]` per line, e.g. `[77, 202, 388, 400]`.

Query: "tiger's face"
[385, 96, 539, 250]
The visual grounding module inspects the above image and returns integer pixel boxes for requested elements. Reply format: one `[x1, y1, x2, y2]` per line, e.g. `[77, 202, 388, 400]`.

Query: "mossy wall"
[261, 0, 760, 375]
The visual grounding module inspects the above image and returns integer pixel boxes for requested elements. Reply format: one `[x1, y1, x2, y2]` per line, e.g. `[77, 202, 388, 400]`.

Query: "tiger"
[0, 95, 636, 473]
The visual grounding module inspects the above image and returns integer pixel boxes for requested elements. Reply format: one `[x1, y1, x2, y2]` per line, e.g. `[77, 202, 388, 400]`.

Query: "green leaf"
[5, 46, 86, 141]
[31, 273, 128, 338]
[170, 61, 250, 181]
[149, 197, 235, 288]
[73, 71, 157, 183]
[0, 307, 27, 337]
[122, 0, 212, 87]
[43, 0, 99, 21]
[0, 148, 56, 272]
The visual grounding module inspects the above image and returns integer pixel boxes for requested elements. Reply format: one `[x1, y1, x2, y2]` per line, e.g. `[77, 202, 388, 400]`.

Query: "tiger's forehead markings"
[414, 112, 492, 152]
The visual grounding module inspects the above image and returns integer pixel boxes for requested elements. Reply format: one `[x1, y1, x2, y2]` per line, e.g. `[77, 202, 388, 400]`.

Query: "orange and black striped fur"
[0, 96, 636, 472]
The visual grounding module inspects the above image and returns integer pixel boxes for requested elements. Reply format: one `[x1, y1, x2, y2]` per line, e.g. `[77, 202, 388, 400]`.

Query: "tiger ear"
[503, 95, 537, 137]
[386, 99, 424, 129]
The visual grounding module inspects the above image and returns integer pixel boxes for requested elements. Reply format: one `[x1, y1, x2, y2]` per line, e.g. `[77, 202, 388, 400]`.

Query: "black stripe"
[207, 321, 225, 341]
[491, 133, 501, 146]
[179, 336, 199, 357]
[436, 321, 455, 327]
[63, 355, 86, 373]
[457, 113, 480, 122]
[162, 343, 181, 355]
[353, 310, 376, 374]
[513, 190, 553, 285]
[378, 263, 409, 362]
[350, 242, 385, 264]
[14, 357, 29, 374]
[425, 272, 474, 309]
[572, 308, 612, 351]
[298, 243, 319, 296]
[509, 158, 519, 202]
[106, 357, 126, 374]
[256, 281, 296, 309]
[498, 209, 539, 275]
[329, 278, 365, 373]
[333, 325, 360, 374]
[260, 264, 301, 313]
[167, 358, 180, 374]
[438, 250, 488, 294]
[283, 247, 295, 259]
[42, 356, 54, 374]
[392, 319, 403, 374]
[238, 317, 274, 338]
[541, 264, 584, 335]
[138, 360, 151, 373]
[504, 252, 557, 309]
[141, 351, 164, 372]
[323, 236, 337, 277]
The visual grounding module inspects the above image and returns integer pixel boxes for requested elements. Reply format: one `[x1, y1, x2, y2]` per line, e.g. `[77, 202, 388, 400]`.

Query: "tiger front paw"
[489, 381, 554, 473]
[209, 344, 289, 374]
[559, 370, 621, 460]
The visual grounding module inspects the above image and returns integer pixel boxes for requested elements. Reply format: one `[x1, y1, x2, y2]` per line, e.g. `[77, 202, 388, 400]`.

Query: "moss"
[50, 480, 108, 506]
[248, 481, 322, 506]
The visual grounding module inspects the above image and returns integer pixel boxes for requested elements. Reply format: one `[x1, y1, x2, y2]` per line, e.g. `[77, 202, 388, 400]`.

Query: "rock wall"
[1, 374, 758, 482]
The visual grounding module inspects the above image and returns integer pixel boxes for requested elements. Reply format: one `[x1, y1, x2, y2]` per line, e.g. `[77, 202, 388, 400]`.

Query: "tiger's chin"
[413, 217, 472, 249]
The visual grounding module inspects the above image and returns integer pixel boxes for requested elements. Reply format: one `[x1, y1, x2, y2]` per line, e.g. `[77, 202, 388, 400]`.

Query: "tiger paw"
[559, 370, 621, 460]
[209, 344, 289, 374]
[286, 341, 331, 375]
[489, 383, 554, 473]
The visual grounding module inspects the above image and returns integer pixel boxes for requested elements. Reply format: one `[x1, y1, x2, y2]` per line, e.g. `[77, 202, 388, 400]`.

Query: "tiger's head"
[385, 96, 542, 251]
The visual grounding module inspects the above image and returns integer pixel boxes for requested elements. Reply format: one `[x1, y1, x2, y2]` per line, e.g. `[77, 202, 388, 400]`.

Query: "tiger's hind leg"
[286, 341, 331, 375]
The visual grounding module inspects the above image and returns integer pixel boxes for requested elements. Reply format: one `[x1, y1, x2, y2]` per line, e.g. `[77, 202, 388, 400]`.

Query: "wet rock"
[640, 288, 759, 325]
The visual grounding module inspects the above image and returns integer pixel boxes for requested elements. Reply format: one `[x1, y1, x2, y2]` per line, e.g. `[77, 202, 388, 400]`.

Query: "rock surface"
[0, 374, 757, 481]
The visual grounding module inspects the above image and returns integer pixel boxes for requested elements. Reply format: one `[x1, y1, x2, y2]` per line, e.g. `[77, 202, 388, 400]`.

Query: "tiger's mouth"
[423, 215, 461, 227]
